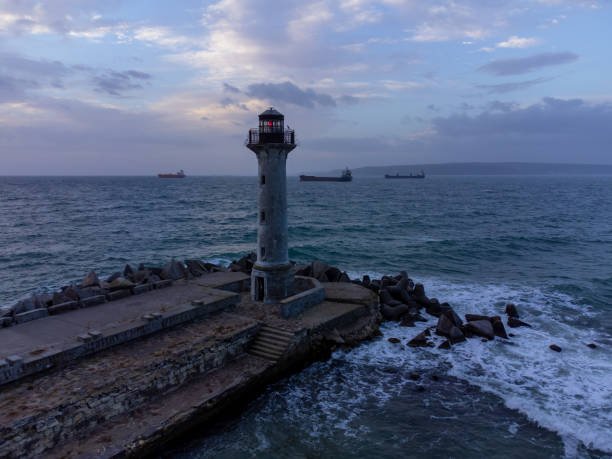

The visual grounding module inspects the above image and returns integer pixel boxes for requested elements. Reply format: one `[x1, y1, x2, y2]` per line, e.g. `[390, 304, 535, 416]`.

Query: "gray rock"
[312, 260, 330, 279]
[436, 313, 455, 337]
[466, 320, 495, 340]
[325, 266, 342, 282]
[123, 264, 135, 281]
[379, 289, 402, 307]
[108, 277, 134, 291]
[449, 325, 466, 344]
[106, 272, 122, 283]
[491, 316, 509, 339]
[81, 270, 100, 288]
[185, 259, 207, 277]
[505, 303, 519, 318]
[381, 304, 411, 321]
[407, 330, 434, 347]
[338, 272, 351, 283]
[507, 317, 532, 328]
[161, 259, 188, 280]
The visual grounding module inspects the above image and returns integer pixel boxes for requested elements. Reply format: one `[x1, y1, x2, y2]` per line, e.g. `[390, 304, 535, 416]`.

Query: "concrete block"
[14, 308, 48, 324]
[77, 333, 93, 343]
[133, 284, 152, 295]
[0, 359, 8, 369]
[80, 295, 106, 308]
[88, 330, 102, 339]
[0, 317, 13, 327]
[106, 289, 131, 301]
[48, 301, 79, 315]
[7, 355, 23, 366]
[153, 280, 173, 289]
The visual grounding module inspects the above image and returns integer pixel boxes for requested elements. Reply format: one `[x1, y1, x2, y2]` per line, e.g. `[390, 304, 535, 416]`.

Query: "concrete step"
[248, 348, 279, 361]
[260, 325, 294, 339]
[257, 330, 292, 345]
[250, 342, 285, 358]
[254, 336, 288, 351]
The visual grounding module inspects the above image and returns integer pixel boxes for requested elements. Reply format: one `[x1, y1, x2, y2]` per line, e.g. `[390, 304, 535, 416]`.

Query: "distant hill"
[305, 162, 612, 176]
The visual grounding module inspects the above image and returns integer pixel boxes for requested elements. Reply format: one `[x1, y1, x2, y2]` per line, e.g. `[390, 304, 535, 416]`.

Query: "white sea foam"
[344, 273, 612, 456]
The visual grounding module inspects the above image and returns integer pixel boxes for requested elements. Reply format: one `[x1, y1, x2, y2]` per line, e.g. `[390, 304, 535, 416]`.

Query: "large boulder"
[505, 303, 520, 318]
[491, 316, 509, 339]
[62, 285, 80, 302]
[133, 267, 150, 284]
[325, 266, 342, 282]
[465, 314, 490, 322]
[440, 304, 463, 327]
[466, 320, 495, 340]
[311, 261, 330, 279]
[106, 272, 122, 283]
[109, 277, 134, 291]
[161, 259, 188, 280]
[449, 326, 466, 344]
[507, 317, 532, 328]
[407, 330, 434, 347]
[185, 259, 207, 277]
[380, 304, 411, 321]
[81, 270, 100, 288]
[379, 289, 402, 307]
[294, 264, 312, 277]
[123, 264, 135, 281]
[436, 314, 455, 337]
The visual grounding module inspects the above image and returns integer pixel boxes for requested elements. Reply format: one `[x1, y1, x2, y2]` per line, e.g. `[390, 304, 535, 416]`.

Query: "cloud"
[478, 52, 579, 75]
[246, 81, 336, 108]
[476, 77, 552, 93]
[497, 35, 539, 48]
[92, 70, 151, 96]
[133, 26, 194, 49]
[223, 83, 241, 94]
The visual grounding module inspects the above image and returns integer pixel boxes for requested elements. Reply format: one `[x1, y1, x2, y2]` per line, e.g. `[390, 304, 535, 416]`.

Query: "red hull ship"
[158, 170, 186, 178]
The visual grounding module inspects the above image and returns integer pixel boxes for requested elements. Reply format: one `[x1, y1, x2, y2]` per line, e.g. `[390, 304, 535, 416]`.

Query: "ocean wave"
[345, 273, 612, 455]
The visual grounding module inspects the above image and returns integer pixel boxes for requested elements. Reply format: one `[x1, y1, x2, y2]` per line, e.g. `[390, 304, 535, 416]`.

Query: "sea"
[0, 175, 611, 458]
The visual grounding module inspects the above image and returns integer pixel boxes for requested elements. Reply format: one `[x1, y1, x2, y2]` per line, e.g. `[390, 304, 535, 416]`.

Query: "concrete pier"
[0, 271, 380, 458]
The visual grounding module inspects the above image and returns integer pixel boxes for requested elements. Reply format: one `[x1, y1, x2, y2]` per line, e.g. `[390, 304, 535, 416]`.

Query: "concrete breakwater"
[0, 254, 592, 458]
[0, 256, 381, 458]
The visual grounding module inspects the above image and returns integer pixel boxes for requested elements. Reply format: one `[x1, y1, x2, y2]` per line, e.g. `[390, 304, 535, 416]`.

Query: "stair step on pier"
[248, 325, 295, 362]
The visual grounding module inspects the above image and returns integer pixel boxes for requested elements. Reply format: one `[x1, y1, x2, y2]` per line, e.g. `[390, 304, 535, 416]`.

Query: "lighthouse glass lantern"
[246, 108, 296, 303]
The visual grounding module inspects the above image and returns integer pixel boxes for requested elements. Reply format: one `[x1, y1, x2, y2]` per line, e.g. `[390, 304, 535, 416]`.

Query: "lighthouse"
[246, 108, 296, 303]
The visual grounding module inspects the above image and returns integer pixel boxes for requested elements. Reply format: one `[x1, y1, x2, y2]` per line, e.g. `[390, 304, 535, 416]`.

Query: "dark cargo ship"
[384, 170, 425, 179]
[158, 170, 186, 178]
[300, 168, 352, 182]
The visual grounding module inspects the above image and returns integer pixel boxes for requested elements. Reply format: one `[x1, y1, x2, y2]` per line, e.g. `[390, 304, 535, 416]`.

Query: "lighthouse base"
[251, 263, 294, 303]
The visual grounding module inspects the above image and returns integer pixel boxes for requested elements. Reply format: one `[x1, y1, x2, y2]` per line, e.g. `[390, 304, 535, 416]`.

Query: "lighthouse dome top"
[259, 107, 284, 119]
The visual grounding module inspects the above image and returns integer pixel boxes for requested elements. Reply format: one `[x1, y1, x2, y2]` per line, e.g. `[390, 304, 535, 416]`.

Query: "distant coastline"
[310, 162, 612, 177]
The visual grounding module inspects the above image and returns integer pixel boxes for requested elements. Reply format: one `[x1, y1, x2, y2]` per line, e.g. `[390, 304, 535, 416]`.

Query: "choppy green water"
[1, 175, 611, 457]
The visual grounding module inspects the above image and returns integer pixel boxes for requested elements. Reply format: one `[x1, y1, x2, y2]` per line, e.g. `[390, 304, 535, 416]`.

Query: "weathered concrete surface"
[0, 281, 240, 386]
[47, 355, 271, 459]
[194, 271, 250, 293]
[0, 278, 381, 458]
[0, 313, 259, 459]
[322, 282, 379, 307]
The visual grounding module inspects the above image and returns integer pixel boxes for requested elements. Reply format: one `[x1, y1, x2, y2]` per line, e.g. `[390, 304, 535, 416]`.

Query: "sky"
[0, 0, 611, 175]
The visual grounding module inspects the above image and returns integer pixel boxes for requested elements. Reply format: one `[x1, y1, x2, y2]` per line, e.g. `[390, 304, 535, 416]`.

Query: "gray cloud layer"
[246, 81, 336, 108]
[476, 77, 552, 94]
[479, 52, 579, 76]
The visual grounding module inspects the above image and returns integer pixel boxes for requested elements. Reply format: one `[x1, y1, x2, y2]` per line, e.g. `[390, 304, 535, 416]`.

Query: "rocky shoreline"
[2, 252, 597, 355]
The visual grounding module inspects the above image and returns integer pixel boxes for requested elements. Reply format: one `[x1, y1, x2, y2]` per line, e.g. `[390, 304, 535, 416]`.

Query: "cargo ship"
[158, 170, 186, 179]
[300, 168, 352, 182]
[384, 170, 425, 179]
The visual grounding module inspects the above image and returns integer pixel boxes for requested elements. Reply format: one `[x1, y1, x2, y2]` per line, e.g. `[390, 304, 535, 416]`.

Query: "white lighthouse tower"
[246, 108, 296, 303]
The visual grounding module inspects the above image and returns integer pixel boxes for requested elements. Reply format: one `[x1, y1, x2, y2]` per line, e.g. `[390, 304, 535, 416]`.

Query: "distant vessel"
[300, 168, 352, 182]
[158, 170, 186, 179]
[384, 170, 425, 179]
